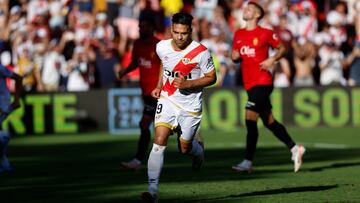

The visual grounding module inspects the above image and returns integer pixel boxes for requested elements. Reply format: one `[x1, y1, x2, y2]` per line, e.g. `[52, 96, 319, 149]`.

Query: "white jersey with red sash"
[156, 39, 214, 113]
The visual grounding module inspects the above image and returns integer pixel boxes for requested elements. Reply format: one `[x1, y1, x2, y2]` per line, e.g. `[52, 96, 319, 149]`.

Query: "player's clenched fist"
[151, 87, 161, 99]
[173, 72, 187, 89]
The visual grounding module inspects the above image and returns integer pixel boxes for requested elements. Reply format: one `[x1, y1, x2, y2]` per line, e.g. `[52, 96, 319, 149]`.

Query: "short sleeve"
[267, 30, 281, 49]
[0, 65, 14, 78]
[199, 50, 215, 74]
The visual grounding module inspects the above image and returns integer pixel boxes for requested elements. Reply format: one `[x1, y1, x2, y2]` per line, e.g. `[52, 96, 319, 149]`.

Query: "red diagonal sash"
[162, 44, 207, 96]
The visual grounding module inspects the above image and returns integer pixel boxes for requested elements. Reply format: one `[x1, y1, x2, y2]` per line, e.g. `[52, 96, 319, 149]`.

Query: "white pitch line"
[313, 143, 348, 149]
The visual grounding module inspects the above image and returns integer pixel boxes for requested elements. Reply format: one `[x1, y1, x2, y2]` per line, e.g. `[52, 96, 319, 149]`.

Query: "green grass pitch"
[1, 127, 360, 202]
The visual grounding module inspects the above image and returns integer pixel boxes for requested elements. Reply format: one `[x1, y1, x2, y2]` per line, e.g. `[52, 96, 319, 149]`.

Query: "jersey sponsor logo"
[138, 58, 152, 68]
[253, 38, 258, 46]
[164, 70, 192, 79]
[240, 46, 256, 57]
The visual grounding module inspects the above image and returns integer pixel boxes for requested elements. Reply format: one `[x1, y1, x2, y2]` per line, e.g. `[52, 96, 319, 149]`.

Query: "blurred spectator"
[93, 12, 115, 42]
[94, 0, 107, 14]
[41, 39, 67, 92]
[27, 0, 49, 23]
[319, 42, 346, 85]
[293, 0, 318, 40]
[326, 1, 347, 47]
[48, 0, 66, 31]
[194, 0, 218, 21]
[15, 46, 43, 92]
[117, 0, 140, 55]
[1, 51, 15, 91]
[94, 41, 120, 88]
[0, 0, 9, 35]
[74, 0, 93, 13]
[105, 0, 119, 26]
[66, 46, 93, 91]
[344, 43, 360, 86]
[292, 37, 316, 86]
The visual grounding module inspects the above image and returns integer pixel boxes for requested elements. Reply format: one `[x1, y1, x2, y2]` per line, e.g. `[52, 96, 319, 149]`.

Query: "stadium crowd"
[1, 0, 360, 92]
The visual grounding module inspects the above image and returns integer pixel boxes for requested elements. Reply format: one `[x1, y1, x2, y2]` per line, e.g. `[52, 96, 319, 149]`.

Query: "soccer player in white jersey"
[0, 64, 22, 173]
[141, 13, 217, 202]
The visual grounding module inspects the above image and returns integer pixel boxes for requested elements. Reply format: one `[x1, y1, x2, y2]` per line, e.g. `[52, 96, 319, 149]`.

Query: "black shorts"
[246, 85, 273, 114]
[143, 96, 157, 117]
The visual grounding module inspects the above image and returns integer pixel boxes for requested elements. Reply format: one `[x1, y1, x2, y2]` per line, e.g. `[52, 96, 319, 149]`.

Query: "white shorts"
[154, 97, 202, 142]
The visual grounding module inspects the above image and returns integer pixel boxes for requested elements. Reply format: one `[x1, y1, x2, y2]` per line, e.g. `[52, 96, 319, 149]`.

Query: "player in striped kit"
[141, 13, 217, 202]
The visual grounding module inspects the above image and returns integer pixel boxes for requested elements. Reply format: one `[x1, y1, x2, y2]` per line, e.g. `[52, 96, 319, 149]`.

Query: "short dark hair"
[248, 1, 265, 20]
[172, 13, 193, 27]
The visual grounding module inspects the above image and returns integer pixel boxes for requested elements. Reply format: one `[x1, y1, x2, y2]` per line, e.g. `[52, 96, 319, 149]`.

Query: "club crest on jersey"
[182, 58, 191, 65]
[253, 38, 258, 46]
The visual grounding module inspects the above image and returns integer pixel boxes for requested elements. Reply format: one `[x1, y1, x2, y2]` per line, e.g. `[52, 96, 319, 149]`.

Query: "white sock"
[189, 140, 203, 157]
[147, 143, 166, 195]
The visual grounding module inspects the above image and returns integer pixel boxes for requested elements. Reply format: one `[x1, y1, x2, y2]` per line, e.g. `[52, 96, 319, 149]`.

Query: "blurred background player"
[141, 13, 216, 202]
[0, 64, 22, 173]
[231, 2, 305, 173]
[118, 16, 161, 170]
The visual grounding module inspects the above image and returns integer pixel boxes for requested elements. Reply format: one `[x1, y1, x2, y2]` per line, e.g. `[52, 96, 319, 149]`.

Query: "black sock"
[267, 120, 295, 149]
[135, 129, 151, 161]
[244, 120, 258, 161]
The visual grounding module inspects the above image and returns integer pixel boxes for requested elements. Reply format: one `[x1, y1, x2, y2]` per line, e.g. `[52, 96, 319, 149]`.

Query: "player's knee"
[265, 120, 281, 131]
[154, 135, 167, 146]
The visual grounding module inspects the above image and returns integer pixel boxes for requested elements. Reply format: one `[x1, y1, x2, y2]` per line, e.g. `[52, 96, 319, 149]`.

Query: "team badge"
[253, 38, 258, 46]
[206, 56, 214, 69]
[182, 58, 191, 65]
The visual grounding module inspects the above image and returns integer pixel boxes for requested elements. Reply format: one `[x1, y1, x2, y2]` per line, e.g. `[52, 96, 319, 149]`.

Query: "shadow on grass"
[308, 162, 360, 172]
[185, 185, 338, 202]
